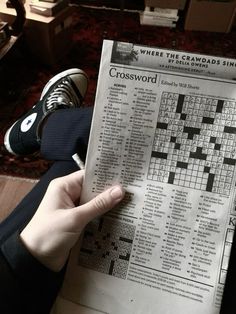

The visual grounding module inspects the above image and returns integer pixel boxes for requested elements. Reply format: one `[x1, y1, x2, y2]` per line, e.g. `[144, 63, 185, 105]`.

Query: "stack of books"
[140, 6, 179, 27]
[29, 0, 68, 17]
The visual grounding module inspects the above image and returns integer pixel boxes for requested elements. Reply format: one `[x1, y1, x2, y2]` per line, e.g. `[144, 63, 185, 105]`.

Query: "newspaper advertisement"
[62, 40, 236, 314]
[108, 41, 236, 80]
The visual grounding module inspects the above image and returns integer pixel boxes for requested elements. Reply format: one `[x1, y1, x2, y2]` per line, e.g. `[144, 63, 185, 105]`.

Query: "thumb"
[76, 185, 125, 225]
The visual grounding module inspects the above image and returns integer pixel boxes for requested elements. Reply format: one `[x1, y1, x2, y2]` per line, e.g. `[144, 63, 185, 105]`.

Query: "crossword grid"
[147, 92, 236, 196]
[78, 217, 135, 279]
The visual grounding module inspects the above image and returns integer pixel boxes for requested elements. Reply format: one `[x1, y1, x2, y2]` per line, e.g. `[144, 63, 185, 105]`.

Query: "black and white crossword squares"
[78, 217, 135, 279]
[148, 92, 236, 196]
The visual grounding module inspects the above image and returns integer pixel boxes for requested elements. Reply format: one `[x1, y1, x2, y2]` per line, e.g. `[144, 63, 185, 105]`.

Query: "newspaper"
[62, 40, 236, 314]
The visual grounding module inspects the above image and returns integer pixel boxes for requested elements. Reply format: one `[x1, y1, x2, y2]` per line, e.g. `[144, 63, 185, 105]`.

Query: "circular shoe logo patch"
[20, 113, 37, 132]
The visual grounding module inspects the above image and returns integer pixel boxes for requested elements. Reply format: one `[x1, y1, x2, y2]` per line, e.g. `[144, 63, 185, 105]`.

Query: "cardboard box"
[145, 0, 187, 10]
[185, 0, 236, 33]
[0, 0, 74, 64]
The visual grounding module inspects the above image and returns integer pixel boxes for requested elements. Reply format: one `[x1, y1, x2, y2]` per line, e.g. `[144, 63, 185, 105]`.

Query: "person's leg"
[41, 106, 93, 162]
[0, 69, 93, 312]
[1, 68, 93, 244]
[0, 104, 93, 244]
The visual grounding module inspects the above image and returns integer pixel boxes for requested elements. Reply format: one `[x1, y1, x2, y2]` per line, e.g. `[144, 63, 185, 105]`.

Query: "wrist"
[20, 226, 64, 272]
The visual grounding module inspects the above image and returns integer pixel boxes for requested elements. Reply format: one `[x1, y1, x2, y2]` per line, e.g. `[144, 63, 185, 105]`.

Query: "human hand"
[20, 170, 125, 272]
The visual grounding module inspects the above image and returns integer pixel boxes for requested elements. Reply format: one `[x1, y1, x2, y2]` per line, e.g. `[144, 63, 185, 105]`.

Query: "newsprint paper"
[61, 40, 236, 314]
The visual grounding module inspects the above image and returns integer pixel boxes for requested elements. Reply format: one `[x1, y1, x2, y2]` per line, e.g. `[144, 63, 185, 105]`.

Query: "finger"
[60, 170, 85, 188]
[48, 170, 85, 201]
[75, 185, 125, 225]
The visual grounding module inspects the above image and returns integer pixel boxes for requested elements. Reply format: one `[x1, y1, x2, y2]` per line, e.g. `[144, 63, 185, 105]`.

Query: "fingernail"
[110, 185, 124, 200]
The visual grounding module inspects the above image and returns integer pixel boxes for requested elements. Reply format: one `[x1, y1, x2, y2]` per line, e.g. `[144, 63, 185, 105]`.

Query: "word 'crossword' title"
[109, 67, 157, 83]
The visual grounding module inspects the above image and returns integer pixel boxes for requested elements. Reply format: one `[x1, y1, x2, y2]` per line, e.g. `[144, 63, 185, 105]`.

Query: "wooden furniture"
[0, 0, 25, 60]
[0, 35, 18, 59]
[0, 0, 74, 64]
[185, 0, 236, 33]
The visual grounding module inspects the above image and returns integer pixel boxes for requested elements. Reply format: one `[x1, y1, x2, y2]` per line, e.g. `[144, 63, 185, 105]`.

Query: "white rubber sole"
[4, 121, 18, 155]
[40, 68, 88, 100]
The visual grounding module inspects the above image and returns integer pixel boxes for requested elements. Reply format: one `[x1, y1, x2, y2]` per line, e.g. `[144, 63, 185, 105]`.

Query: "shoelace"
[45, 78, 81, 110]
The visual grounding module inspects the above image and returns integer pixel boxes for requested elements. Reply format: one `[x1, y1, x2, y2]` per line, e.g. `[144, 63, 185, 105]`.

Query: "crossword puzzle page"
[62, 40, 236, 314]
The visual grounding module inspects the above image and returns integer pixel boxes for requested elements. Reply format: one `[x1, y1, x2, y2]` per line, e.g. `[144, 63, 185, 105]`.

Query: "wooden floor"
[0, 175, 38, 222]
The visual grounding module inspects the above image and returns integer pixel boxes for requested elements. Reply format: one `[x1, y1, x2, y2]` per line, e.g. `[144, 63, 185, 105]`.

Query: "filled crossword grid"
[147, 92, 236, 196]
[78, 217, 135, 279]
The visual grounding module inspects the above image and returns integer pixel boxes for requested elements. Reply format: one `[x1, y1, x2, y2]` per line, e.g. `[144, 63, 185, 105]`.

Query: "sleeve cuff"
[1, 230, 64, 285]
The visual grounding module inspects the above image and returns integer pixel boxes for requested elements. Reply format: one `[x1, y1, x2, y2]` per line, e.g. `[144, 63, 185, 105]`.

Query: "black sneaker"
[4, 68, 88, 155]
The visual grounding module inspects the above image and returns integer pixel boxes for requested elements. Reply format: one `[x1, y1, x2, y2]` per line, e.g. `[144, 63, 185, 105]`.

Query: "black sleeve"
[0, 231, 65, 314]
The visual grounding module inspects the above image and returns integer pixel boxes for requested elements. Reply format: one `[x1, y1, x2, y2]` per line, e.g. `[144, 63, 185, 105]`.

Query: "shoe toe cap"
[71, 72, 88, 98]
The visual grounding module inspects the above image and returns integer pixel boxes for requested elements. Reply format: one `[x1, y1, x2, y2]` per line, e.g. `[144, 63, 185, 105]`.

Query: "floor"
[0, 175, 38, 222]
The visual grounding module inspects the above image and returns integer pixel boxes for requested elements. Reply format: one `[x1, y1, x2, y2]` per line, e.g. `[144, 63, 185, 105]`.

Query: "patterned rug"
[0, 5, 235, 178]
